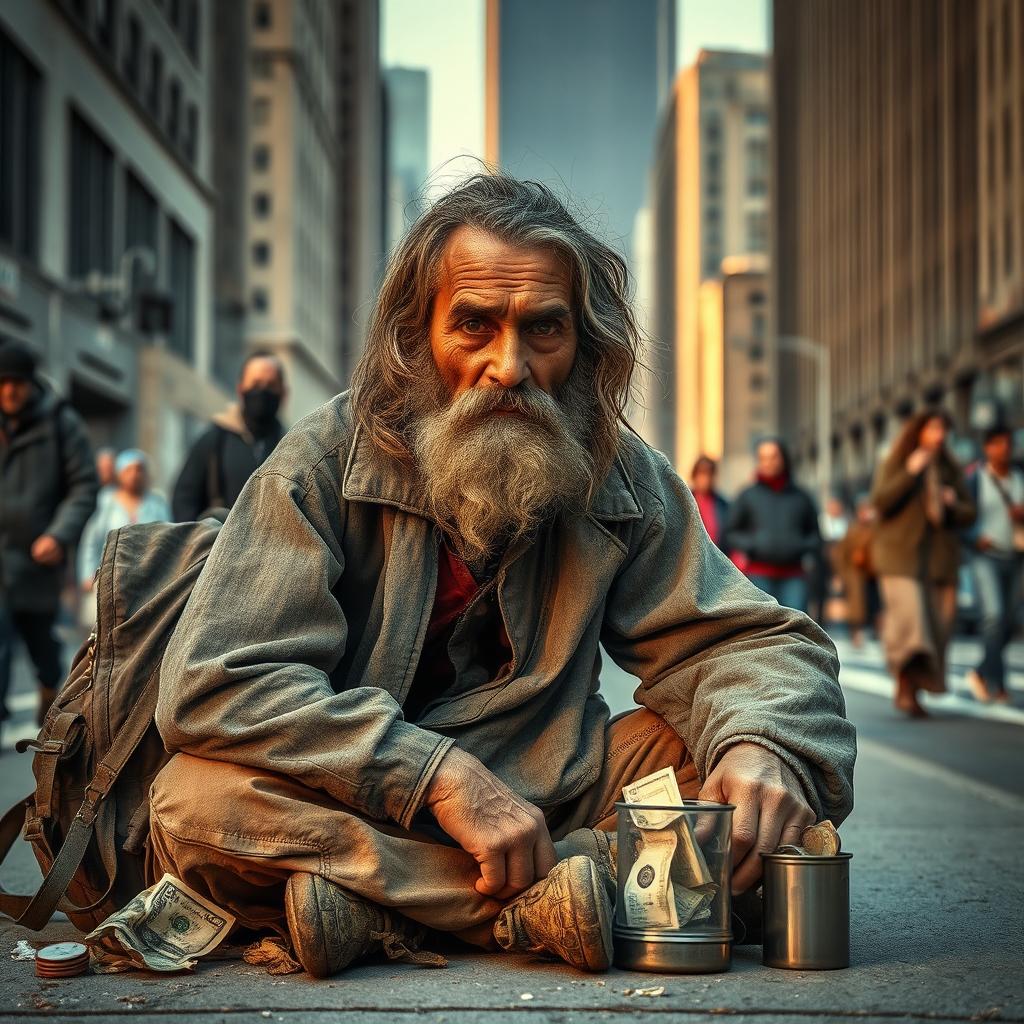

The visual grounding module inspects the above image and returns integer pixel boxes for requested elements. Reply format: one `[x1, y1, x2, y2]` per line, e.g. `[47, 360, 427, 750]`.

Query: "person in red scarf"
[690, 455, 730, 549]
[724, 438, 821, 612]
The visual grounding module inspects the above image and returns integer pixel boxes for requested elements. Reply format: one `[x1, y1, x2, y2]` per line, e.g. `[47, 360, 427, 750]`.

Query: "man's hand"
[698, 742, 815, 894]
[977, 535, 995, 552]
[425, 745, 557, 900]
[30, 535, 64, 567]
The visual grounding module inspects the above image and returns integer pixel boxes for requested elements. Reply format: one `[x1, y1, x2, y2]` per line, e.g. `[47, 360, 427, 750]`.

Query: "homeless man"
[151, 174, 856, 977]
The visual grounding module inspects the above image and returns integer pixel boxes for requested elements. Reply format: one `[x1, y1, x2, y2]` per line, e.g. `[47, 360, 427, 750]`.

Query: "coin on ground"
[35, 942, 89, 978]
[801, 820, 841, 856]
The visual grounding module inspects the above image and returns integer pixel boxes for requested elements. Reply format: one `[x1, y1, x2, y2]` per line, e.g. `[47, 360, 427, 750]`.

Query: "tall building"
[0, 0, 224, 490]
[384, 67, 429, 253]
[773, 0, 1021, 496]
[484, 0, 675, 267]
[239, 0, 342, 418]
[644, 50, 771, 478]
[336, 0, 386, 386]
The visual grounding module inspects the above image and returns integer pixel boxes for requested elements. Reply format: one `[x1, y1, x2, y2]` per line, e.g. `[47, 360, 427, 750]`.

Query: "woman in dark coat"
[870, 411, 975, 717]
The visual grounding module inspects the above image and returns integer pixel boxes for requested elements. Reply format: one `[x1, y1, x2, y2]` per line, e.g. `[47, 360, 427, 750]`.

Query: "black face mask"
[241, 387, 281, 432]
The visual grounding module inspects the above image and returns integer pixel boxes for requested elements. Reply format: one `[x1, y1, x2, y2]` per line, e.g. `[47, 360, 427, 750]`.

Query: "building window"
[704, 114, 720, 143]
[252, 241, 271, 266]
[124, 170, 159, 292]
[68, 109, 115, 277]
[746, 210, 768, 253]
[252, 144, 270, 171]
[168, 218, 195, 361]
[748, 290, 766, 306]
[252, 96, 271, 126]
[168, 78, 181, 142]
[746, 136, 768, 195]
[95, 0, 118, 54]
[183, 104, 198, 163]
[184, 0, 200, 64]
[147, 47, 164, 120]
[251, 287, 269, 313]
[745, 108, 768, 126]
[0, 29, 42, 260]
[706, 150, 720, 177]
[252, 54, 273, 79]
[254, 2, 272, 29]
[123, 14, 142, 88]
[253, 192, 271, 218]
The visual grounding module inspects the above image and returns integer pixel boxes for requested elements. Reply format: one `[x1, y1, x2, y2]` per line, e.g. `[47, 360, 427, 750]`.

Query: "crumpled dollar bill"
[85, 874, 236, 973]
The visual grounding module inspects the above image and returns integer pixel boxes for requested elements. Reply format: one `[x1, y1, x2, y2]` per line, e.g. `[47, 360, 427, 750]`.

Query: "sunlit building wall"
[646, 50, 772, 476]
[384, 67, 429, 253]
[772, 0, 1021, 496]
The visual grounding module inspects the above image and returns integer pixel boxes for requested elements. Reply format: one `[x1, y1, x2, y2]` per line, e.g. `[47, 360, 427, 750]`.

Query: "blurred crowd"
[1, 331, 1020, 736]
[691, 412, 1022, 718]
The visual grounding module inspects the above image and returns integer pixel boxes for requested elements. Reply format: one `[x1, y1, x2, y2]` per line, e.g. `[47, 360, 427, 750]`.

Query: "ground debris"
[116, 994, 148, 1007]
[29, 993, 57, 1011]
[971, 1010, 1004, 1022]
[10, 940, 37, 961]
[623, 985, 666, 997]
[243, 937, 302, 976]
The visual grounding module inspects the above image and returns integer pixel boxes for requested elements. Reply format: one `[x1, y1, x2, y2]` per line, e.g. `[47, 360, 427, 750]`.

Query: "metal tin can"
[762, 851, 852, 970]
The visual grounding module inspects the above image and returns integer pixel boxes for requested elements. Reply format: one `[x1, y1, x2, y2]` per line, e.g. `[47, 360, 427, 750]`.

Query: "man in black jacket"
[724, 437, 821, 613]
[172, 352, 287, 522]
[0, 339, 98, 728]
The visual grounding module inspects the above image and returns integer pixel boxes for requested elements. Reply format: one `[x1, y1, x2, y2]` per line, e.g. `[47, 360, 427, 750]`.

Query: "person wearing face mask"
[171, 352, 288, 522]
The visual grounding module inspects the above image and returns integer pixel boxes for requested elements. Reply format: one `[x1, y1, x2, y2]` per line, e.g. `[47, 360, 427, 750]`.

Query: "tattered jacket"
[157, 393, 856, 829]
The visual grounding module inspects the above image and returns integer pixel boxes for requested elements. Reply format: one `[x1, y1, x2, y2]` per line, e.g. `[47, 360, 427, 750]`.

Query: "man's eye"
[530, 320, 559, 337]
[461, 318, 489, 335]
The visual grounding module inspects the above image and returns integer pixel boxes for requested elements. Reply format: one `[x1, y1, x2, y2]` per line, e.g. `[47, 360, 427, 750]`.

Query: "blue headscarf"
[115, 448, 148, 474]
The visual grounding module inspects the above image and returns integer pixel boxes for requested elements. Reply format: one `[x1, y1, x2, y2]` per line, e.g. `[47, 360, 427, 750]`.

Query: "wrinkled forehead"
[434, 225, 574, 312]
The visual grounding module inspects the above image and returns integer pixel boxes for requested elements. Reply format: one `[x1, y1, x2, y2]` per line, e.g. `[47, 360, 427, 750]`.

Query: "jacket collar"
[341, 423, 644, 523]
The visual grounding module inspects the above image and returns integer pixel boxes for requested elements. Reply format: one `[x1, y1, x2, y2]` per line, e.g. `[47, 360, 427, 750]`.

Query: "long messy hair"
[885, 409, 954, 468]
[351, 173, 642, 484]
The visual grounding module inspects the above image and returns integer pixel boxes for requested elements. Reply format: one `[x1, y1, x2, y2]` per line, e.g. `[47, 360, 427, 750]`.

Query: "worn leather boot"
[554, 828, 617, 902]
[493, 855, 613, 972]
[284, 872, 446, 978]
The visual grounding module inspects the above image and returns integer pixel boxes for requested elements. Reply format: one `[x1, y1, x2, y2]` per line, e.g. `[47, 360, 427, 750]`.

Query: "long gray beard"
[410, 380, 596, 561]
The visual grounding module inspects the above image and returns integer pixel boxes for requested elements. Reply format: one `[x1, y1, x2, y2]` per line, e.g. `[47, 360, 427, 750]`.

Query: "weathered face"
[0, 377, 32, 417]
[428, 226, 578, 402]
[918, 416, 947, 452]
[757, 441, 785, 478]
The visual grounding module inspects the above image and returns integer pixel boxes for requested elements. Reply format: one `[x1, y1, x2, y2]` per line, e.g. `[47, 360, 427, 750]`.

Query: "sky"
[381, 0, 769, 191]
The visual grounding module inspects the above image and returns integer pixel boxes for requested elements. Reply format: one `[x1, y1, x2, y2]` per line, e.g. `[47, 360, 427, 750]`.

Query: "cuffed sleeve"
[601, 451, 856, 824]
[157, 465, 453, 827]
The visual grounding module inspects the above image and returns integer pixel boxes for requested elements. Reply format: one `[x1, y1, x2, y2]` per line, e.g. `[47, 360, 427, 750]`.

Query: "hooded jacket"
[0, 383, 98, 612]
[171, 404, 286, 522]
[156, 392, 856, 831]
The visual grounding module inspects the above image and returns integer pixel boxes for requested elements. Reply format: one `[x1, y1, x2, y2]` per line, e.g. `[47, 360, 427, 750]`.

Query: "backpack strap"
[0, 674, 160, 930]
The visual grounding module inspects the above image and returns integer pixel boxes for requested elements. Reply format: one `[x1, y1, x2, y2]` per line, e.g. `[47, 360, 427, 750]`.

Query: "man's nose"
[486, 332, 530, 389]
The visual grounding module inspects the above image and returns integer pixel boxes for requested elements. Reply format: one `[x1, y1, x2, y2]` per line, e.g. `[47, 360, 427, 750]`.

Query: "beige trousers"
[147, 708, 696, 939]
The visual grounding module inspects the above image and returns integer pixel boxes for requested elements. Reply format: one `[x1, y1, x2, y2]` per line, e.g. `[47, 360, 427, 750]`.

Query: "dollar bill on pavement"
[85, 874, 236, 973]
[621, 766, 685, 829]
[623, 826, 679, 929]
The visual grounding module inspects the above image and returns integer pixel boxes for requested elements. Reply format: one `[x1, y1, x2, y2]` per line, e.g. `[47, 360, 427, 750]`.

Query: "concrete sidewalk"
[3, 709, 1023, 1023]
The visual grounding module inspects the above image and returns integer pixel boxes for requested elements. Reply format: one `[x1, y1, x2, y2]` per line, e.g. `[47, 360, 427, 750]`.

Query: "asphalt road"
[0, 628, 1022, 1022]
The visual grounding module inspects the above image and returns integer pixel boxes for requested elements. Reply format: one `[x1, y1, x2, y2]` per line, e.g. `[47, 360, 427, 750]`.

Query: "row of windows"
[74, 0, 201, 67]
[67, 107, 196, 360]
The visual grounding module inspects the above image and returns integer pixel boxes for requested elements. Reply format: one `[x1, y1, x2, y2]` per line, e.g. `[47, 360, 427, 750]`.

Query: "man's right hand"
[425, 745, 557, 900]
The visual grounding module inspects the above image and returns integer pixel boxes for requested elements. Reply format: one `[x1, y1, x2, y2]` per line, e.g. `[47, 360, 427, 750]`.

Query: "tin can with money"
[761, 850, 852, 970]
[612, 796, 734, 974]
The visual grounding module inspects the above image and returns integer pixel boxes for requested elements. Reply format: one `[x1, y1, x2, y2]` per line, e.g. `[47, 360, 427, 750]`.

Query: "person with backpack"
[964, 425, 1024, 704]
[0, 338, 98, 731]
[171, 351, 287, 522]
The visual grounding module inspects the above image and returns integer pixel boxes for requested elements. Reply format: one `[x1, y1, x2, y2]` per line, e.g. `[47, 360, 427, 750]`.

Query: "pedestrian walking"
[833, 497, 879, 647]
[964, 426, 1024, 704]
[813, 495, 851, 625]
[78, 449, 171, 590]
[690, 454, 729, 549]
[0, 338, 98, 730]
[723, 437, 821, 612]
[870, 411, 976, 717]
[171, 351, 287, 522]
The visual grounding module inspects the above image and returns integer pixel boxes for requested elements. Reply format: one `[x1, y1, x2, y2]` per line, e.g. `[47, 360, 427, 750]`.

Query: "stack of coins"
[34, 942, 90, 978]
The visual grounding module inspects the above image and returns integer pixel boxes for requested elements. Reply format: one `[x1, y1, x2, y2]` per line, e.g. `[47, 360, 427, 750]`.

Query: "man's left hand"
[697, 742, 815, 894]
[30, 535, 64, 566]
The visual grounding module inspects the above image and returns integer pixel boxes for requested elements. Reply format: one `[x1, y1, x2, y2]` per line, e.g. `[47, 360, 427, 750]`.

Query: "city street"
[1, 630, 1022, 1023]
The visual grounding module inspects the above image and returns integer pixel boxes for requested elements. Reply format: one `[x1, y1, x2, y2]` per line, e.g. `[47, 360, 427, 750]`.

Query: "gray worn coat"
[157, 394, 856, 830]
[0, 385, 98, 612]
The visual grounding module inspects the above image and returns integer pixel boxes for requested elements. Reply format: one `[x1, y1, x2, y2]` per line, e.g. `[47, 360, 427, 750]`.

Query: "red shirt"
[402, 542, 512, 720]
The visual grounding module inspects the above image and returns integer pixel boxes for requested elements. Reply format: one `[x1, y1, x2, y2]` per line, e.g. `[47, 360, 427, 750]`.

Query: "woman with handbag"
[834, 497, 880, 647]
[964, 426, 1024, 704]
[870, 412, 976, 717]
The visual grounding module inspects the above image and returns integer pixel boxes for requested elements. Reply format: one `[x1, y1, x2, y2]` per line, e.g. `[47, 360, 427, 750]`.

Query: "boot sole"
[284, 872, 332, 978]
